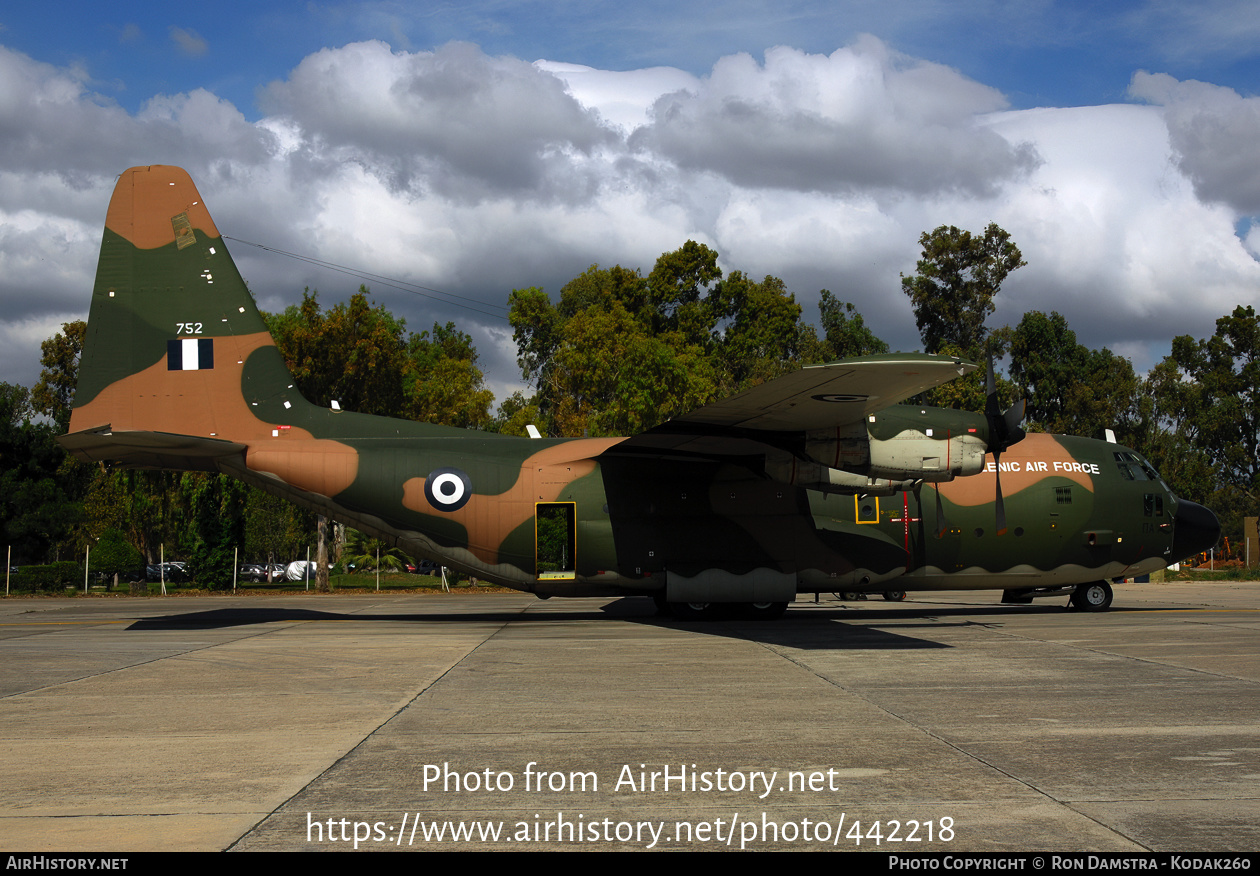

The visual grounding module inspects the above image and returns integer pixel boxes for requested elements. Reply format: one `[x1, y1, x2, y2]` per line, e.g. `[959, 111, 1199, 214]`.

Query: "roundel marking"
[811, 393, 869, 403]
[424, 467, 472, 512]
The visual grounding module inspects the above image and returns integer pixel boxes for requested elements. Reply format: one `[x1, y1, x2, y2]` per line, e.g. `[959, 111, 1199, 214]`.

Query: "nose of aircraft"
[1171, 498, 1222, 561]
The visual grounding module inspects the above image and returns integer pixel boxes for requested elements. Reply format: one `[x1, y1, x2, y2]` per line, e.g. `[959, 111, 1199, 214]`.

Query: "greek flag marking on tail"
[167, 338, 214, 371]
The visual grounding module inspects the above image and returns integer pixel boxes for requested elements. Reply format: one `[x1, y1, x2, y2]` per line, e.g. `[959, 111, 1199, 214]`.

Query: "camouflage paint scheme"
[61, 167, 1220, 613]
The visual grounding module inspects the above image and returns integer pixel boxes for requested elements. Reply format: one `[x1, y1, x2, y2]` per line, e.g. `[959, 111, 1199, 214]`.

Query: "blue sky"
[2, 1, 1260, 403]
[7, 1, 1260, 114]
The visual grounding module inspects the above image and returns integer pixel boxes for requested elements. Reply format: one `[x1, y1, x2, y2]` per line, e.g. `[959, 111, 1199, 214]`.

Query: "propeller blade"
[985, 356, 1000, 417]
[985, 352, 1019, 535]
[1004, 398, 1026, 434]
[935, 483, 949, 538]
[994, 450, 1008, 536]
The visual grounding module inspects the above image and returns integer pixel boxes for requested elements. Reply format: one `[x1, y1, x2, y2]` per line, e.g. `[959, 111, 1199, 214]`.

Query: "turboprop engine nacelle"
[762, 453, 918, 496]
[798, 406, 993, 485]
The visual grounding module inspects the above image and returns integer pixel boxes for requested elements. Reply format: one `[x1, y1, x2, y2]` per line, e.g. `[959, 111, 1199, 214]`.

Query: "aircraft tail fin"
[65, 165, 312, 464]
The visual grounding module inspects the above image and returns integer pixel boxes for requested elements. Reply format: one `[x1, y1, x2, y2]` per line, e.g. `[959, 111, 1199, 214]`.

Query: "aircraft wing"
[608, 353, 975, 457]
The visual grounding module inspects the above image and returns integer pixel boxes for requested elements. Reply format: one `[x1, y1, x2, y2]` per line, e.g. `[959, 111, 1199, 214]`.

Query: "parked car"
[146, 562, 190, 583]
[238, 564, 268, 582]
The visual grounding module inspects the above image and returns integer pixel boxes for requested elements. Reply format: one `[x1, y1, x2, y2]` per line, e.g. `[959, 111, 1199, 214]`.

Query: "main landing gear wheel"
[1070, 581, 1113, 612]
[668, 602, 789, 620]
[881, 591, 907, 602]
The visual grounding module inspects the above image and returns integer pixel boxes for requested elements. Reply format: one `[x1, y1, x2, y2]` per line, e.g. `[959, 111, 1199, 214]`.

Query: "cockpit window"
[1129, 451, 1170, 490]
[1114, 451, 1149, 481]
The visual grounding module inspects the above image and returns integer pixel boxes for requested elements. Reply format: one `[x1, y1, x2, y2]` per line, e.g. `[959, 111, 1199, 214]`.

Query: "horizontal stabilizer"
[59, 426, 246, 472]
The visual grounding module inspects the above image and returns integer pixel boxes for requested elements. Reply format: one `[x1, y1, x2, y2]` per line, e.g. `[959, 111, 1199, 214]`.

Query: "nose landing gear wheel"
[1070, 581, 1113, 612]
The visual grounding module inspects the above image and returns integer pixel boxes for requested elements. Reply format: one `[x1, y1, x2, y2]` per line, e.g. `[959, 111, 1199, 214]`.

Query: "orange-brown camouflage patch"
[106, 166, 221, 251]
[937, 433, 1095, 507]
[401, 437, 626, 564]
[70, 326, 360, 496]
[69, 331, 280, 439]
[246, 442, 360, 497]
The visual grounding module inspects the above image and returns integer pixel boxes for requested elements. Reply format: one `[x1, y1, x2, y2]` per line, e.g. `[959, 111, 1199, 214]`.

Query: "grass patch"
[1166, 566, 1259, 582]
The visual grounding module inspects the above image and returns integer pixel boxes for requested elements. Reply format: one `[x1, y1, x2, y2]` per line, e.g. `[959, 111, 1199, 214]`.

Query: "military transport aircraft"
[59, 166, 1221, 619]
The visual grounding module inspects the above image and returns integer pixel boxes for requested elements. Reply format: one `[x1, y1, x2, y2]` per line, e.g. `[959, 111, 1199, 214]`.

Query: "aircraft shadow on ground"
[123, 607, 578, 630]
[123, 601, 954, 649]
[122, 598, 1187, 651]
[614, 598, 1189, 650]
[124, 602, 662, 630]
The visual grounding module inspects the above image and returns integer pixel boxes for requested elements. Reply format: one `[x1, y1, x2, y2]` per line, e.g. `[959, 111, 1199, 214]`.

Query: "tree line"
[2, 227, 1254, 585]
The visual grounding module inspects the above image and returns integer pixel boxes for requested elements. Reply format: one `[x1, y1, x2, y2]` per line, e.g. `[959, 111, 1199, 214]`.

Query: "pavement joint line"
[0, 614, 317, 701]
[223, 598, 534, 851]
[948, 614, 1260, 687]
[748, 633, 1155, 851]
[1060, 795, 1260, 804]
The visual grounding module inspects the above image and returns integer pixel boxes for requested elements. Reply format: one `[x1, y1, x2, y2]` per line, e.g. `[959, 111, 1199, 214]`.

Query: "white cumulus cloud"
[628, 38, 1040, 197]
[0, 36, 1257, 395]
[1130, 70, 1260, 215]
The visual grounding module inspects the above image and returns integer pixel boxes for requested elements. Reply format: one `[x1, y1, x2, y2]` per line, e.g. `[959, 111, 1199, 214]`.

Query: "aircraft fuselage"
[228, 424, 1198, 601]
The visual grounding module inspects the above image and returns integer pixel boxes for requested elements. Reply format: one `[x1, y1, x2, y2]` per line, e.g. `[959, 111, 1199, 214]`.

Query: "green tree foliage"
[244, 489, 314, 566]
[0, 381, 80, 564]
[710, 271, 808, 391]
[32, 321, 85, 433]
[817, 290, 889, 359]
[404, 322, 494, 428]
[901, 223, 1025, 357]
[342, 527, 412, 574]
[535, 505, 573, 573]
[267, 288, 494, 428]
[90, 528, 144, 590]
[1008, 311, 1145, 443]
[645, 239, 723, 344]
[490, 391, 541, 437]
[82, 471, 164, 563]
[26, 326, 98, 562]
[1150, 305, 1260, 514]
[509, 241, 814, 437]
[2, 380, 32, 423]
[185, 474, 248, 589]
[918, 342, 994, 413]
[267, 288, 410, 414]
